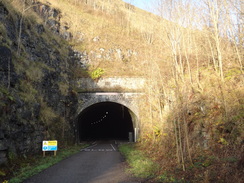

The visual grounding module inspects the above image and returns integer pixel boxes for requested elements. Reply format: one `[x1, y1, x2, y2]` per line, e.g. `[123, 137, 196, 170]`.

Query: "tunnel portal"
[78, 102, 134, 141]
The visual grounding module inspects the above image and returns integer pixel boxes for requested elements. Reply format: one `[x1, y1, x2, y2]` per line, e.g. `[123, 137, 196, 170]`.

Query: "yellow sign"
[48, 141, 58, 146]
[42, 140, 58, 151]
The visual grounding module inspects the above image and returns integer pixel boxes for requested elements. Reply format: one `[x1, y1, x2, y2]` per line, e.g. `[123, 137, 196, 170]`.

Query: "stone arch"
[77, 98, 139, 117]
[75, 93, 141, 141]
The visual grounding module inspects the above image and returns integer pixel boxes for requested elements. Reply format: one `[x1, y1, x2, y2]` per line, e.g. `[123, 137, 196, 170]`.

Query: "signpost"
[42, 140, 58, 157]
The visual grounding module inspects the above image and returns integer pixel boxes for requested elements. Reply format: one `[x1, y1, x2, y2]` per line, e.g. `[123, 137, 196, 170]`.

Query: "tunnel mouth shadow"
[78, 102, 134, 142]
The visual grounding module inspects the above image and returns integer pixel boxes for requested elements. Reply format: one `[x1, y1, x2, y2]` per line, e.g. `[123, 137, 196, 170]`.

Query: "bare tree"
[224, 0, 243, 72]
[205, 0, 225, 81]
[17, 0, 37, 56]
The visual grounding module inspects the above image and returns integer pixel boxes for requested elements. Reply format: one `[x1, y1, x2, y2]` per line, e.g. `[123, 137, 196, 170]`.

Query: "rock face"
[0, 46, 15, 88]
[0, 1, 78, 165]
[76, 77, 146, 92]
[33, 2, 73, 40]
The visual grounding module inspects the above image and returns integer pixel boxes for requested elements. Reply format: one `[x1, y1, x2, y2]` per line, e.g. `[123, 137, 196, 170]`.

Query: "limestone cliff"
[0, 1, 79, 165]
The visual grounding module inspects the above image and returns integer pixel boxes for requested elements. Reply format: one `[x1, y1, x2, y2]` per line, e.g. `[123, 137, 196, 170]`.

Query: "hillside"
[34, 0, 171, 77]
[0, 0, 243, 182]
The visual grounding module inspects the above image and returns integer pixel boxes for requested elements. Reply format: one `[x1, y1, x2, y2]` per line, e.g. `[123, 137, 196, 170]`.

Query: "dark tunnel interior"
[78, 102, 134, 141]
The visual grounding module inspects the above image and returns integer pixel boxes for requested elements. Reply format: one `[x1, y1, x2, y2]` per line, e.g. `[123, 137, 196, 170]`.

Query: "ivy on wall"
[90, 68, 105, 80]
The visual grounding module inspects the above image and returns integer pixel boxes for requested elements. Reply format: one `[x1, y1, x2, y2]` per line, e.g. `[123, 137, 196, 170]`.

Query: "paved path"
[24, 141, 141, 183]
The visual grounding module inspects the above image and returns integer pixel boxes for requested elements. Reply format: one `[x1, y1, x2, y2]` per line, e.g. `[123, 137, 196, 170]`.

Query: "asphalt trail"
[24, 141, 141, 183]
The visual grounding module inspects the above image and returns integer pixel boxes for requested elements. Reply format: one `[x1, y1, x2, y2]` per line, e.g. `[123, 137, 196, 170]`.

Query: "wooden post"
[43, 151, 45, 157]
[54, 151, 57, 156]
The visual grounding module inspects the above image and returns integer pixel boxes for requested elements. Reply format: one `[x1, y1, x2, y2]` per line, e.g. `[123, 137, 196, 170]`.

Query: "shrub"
[90, 68, 105, 80]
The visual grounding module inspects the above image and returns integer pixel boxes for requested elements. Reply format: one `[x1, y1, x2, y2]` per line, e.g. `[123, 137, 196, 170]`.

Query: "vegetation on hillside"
[36, 0, 169, 77]
[0, 0, 243, 182]
[136, 0, 243, 182]
[0, 0, 77, 137]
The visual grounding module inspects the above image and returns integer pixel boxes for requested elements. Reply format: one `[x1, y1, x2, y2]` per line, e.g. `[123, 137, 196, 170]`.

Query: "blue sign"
[42, 141, 58, 151]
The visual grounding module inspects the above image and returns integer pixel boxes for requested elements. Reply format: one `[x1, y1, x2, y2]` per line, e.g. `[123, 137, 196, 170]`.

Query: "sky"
[122, 0, 155, 12]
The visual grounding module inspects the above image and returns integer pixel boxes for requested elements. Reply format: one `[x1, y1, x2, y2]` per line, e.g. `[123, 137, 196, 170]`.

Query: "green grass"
[7, 144, 87, 183]
[119, 143, 160, 179]
[158, 171, 189, 183]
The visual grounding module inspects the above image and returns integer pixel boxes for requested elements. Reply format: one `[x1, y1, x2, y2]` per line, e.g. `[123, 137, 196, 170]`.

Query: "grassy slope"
[37, 0, 169, 77]
[119, 143, 160, 179]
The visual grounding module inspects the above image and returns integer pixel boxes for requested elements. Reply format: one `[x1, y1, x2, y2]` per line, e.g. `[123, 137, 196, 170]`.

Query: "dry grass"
[136, 67, 244, 182]
[35, 0, 170, 77]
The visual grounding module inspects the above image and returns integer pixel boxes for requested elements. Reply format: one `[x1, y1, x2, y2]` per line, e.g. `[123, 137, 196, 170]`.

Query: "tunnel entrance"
[78, 102, 134, 141]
